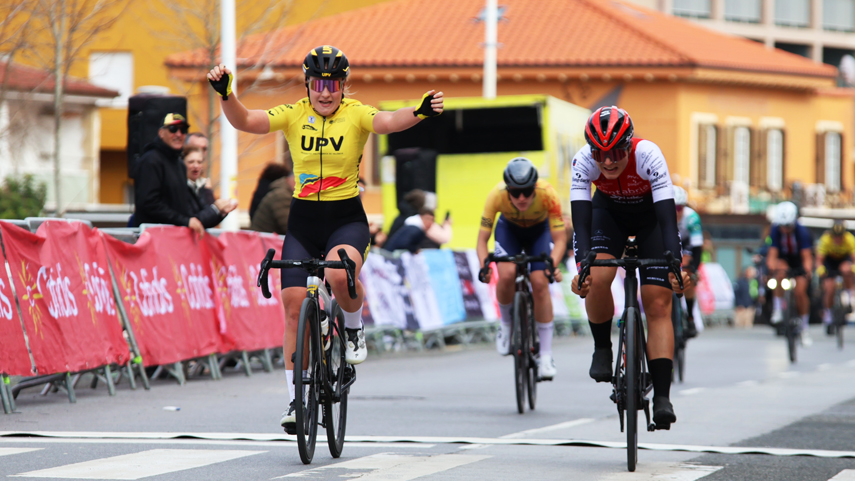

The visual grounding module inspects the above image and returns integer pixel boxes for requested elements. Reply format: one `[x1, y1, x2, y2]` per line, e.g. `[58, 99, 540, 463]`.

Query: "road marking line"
[831, 469, 855, 480]
[818, 363, 834, 371]
[0, 448, 41, 457]
[4, 432, 854, 459]
[501, 418, 596, 438]
[778, 371, 801, 379]
[274, 453, 490, 480]
[11, 449, 262, 480]
[736, 380, 759, 387]
[0, 438, 431, 449]
[679, 388, 705, 396]
[600, 463, 722, 480]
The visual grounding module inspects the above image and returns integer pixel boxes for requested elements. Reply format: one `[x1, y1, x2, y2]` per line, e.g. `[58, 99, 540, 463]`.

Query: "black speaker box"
[127, 94, 187, 179]
[393, 147, 437, 204]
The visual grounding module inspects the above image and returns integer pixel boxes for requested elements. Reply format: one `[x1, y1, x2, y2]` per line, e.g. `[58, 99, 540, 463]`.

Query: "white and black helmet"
[503, 157, 538, 190]
[773, 201, 799, 226]
[673, 186, 688, 207]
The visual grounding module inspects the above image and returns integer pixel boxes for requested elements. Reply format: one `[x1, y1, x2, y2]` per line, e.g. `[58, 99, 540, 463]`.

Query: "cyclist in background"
[477, 157, 566, 380]
[767, 201, 814, 345]
[569, 106, 690, 426]
[673, 186, 702, 338]
[207, 45, 443, 432]
[816, 220, 855, 334]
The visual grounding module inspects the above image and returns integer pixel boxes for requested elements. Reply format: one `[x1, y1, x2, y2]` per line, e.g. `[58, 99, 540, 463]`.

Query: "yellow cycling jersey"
[267, 97, 378, 201]
[818, 231, 855, 260]
[480, 180, 565, 232]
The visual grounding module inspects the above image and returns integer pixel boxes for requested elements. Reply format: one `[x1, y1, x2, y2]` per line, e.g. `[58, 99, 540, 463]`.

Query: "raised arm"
[373, 90, 444, 135]
[207, 64, 270, 134]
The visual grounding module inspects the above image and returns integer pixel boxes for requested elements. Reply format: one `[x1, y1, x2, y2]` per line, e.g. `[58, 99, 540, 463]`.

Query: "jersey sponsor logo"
[302, 124, 317, 131]
[297, 173, 348, 197]
[308, 115, 316, 124]
[301, 135, 344, 152]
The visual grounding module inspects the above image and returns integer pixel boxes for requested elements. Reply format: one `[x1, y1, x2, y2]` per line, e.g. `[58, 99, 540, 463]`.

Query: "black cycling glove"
[413, 92, 440, 119]
[209, 72, 234, 100]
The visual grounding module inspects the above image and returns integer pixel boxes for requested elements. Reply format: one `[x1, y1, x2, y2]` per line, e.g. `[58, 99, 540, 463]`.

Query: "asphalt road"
[2, 323, 855, 480]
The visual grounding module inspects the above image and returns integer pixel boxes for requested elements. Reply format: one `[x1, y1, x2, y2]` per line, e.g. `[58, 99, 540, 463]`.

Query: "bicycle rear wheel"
[526, 296, 538, 411]
[625, 307, 639, 472]
[671, 295, 684, 383]
[325, 301, 349, 458]
[512, 291, 527, 414]
[295, 298, 321, 464]
[786, 316, 798, 363]
[833, 290, 845, 350]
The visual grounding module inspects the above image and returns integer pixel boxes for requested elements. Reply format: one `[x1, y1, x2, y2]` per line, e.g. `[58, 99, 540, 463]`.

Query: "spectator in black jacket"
[184, 146, 236, 228]
[131, 113, 207, 234]
[383, 208, 435, 253]
[249, 162, 290, 221]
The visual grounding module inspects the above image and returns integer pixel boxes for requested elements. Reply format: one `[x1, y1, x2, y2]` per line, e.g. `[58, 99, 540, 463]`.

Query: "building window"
[733, 127, 751, 184]
[698, 124, 717, 188]
[88, 52, 133, 108]
[725, 0, 761, 23]
[825, 132, 842, 192]
[776, 0, 810, 27]
[767, 129, 784, 192]
[824, 0, 855, 31]
[673, 0, 710, 18]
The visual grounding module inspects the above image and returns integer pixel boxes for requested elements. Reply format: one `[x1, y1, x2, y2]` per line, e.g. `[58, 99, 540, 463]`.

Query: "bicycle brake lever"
[258, 248, 275, 299]
[664, 250, 685, 292]
[338, 248, 358, 299]
[545, 256, 556, 284]
[577, 251, 597, 294]
[478, 254, 494, 283]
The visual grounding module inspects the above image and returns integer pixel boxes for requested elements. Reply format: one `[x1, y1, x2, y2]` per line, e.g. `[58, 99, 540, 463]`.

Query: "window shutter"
[750, 128, 764, 188]
[698, 123, 709, 188]
[717, 125, 730, 193]
[839, 133, 845, 192]
[816, 132, 826, 185]
[779, 129, 787, 192]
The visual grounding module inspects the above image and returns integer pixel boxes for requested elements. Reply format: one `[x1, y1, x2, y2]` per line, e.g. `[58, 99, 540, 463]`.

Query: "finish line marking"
[2, 431, 854, 459]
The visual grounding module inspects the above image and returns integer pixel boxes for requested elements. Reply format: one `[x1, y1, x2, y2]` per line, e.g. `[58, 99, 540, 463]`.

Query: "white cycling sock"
[801, 314, 809, 331]
[537, 321, 554, 355]
[773, 296, 782, 312]
[499, 302, 513, 332]
[342, 306, 362, 330]
[285, 369, 295, 403]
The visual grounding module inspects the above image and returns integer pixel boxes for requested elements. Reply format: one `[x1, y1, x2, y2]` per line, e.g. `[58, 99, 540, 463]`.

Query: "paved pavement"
[2, 324, 855, 480]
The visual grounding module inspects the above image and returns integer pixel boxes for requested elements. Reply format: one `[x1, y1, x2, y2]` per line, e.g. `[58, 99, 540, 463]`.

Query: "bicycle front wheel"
[325, 301, 349, 458]
[833, 290, 845, 350]
[786, 317, 798, 363]
[512, 291, 527, 414]
[625, 307, 639, 472]
[295, 298, 321, 464]
[671, 295, 684, 383]
[527, 296, 538, 411]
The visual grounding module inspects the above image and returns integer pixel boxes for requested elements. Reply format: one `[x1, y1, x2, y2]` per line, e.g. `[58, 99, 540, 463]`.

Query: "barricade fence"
[0, 220, 734, 413]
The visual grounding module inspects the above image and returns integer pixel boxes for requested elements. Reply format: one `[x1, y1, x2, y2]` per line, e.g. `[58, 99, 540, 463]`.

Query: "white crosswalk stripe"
[830, 470, 855, 480]
[600, 463, 722, 480]
[275, 453, 490, 480]
[0, 448, 41, 457]
[11, 448, 263, 480]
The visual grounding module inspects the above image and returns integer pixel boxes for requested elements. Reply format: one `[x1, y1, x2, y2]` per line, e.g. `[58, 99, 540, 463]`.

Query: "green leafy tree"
[0, 174, 47, 219]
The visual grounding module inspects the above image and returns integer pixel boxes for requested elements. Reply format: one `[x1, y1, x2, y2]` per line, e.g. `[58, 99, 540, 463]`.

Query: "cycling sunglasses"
[591, 147, 629, 164]
[308, 78, 345, 93]
[509, 186, 535, 199]
[167, 124, 188, 135]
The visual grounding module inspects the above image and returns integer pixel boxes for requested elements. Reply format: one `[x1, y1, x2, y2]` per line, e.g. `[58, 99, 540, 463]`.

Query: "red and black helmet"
[584, 106, 634, 151]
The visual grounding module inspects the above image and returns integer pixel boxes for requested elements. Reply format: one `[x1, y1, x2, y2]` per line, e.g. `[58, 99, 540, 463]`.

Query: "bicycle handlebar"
[479, 252, 556, 284]
[256, 248, 358, 300]
[576, 250, 684, 295]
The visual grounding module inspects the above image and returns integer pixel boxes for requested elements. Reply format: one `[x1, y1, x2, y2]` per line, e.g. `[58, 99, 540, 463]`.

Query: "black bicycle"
[257, 248, 357, 464]
[671, 294, 687, 383]
[773, 271, 801, 363]
[827, 273, 848, 350]
[480, 253, 555, 414]
[578, 240, 682, 472]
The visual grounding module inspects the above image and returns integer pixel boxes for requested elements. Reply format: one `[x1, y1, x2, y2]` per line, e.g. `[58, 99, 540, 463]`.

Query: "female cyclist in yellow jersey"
[207, 45, 443, 432]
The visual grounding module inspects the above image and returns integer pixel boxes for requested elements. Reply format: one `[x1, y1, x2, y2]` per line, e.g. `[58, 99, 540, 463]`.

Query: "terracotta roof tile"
[166, 0, 835, 78]
[0, 61, 119, 98]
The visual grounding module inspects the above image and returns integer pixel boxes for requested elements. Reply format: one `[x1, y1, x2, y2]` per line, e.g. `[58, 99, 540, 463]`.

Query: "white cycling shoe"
[495, 327, 511, 356]
[280, 401, 297, 434]
[345, 326, 367, 364]
[770, 309, 783, 324]
[537, 354, 557, 380]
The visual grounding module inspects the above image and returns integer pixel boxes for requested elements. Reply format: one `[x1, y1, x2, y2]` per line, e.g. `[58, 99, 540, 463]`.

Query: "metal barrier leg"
[1, 376, 13, 414]
[164, 363, 185, 386]
[241, 351, 252, 377]
[210, 354, 222, 380]
[64, 372, 76, 404]
[137, 358, 150, 390]
[104, 366, 116, 396]
[126, 361, 137, 390]
[260, 349, 273, 373]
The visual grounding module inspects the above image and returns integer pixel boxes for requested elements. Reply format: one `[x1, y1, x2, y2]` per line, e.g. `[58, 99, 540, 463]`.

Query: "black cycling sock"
[589, 319, 613, 349]
[649, 358, 673, 399]
[685, 298, 695, 319]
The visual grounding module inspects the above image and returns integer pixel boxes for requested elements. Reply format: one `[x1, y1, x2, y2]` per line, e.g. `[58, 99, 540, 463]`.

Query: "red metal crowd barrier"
[0, 221, 285, 377]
